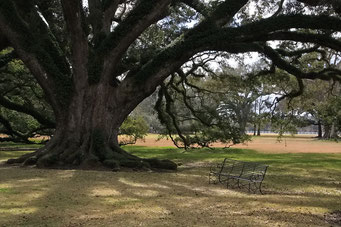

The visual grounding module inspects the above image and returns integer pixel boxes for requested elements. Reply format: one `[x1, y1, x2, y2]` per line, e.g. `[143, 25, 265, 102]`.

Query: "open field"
[0, 144, 341, 227]
[132, 134, 341, 154]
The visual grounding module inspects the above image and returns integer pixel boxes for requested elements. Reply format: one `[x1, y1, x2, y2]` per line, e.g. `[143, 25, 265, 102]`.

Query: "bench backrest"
[252, 164, 268, 181]
[242, 163, 268, 181]
[221, 159, 268, 181]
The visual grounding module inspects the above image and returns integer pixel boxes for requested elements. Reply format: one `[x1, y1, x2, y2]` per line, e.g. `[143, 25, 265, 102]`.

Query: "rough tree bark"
[1, 0, 182, 170]
[6, 82, 177, 170]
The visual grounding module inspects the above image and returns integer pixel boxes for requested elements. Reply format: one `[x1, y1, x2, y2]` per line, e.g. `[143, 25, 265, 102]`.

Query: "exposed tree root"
[6, 140, 177, 171]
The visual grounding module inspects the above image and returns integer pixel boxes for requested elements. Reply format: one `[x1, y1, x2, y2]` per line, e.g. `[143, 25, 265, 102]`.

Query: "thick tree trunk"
[257, 122, 261, 136]
[317, 120, 323, 138]
[6, 84, 177, 171]
[330, 122, 339, 139]
[323, 124, 331, 139]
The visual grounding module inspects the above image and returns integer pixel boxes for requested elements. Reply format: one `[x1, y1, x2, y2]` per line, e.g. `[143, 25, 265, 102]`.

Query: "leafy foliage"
[119, 116, 149, 145]
[0, 49, 54, 143]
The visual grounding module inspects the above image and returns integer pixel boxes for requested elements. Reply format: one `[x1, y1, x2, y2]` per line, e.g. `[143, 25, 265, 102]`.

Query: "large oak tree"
[0, 0, 341, 170]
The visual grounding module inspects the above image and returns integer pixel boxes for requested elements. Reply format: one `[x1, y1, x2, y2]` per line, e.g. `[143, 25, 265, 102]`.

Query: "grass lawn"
[0, 145, 340, 226]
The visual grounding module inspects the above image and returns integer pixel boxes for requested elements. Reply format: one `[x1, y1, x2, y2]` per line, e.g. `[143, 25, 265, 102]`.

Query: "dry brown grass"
[1, 161, 340, 226]
[132, 134, 341, 154]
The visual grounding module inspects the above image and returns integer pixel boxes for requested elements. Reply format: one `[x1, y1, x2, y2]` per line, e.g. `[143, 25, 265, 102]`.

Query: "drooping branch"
[0, 114, 37, 143]
[170, 77, 216, 127]
[0, 96, 56, 128]
[0, 115, 24, 142]
[261, 44, 341, 82]
[154, 86, 184, 149]
[276, 77, 305, 103]
[162, 82, 190, 149]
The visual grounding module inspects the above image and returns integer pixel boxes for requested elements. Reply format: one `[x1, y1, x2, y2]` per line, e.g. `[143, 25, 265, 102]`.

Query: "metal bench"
[209, 158, 268, 194]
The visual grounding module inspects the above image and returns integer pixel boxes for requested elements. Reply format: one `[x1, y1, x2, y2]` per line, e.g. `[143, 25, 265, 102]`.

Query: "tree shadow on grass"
[0, 161, 340, 226]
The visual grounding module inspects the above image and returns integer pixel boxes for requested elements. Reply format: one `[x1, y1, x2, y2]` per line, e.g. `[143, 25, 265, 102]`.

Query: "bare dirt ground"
[132, 134, 341, 154]
[2, 133, 341, 154]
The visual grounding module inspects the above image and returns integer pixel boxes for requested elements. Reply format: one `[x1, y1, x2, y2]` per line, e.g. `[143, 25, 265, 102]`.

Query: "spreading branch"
[100, 0, 173, 83]
[0, 96, 55, 128]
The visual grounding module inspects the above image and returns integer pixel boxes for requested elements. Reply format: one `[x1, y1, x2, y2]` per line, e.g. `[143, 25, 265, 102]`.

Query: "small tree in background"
[119, 116, 149, 145]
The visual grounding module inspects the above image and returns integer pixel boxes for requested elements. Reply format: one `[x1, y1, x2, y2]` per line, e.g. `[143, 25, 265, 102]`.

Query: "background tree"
[1, 0, 341, 170]
[119, 116, 149, 145]
[0, 48, 55, 143]
[267, 49, 341, 138]
[155, 59, 255, 148]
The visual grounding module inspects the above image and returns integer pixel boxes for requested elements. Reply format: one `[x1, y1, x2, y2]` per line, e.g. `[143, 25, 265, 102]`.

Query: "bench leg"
[237, 179, 242, 189]
[226, 177, 231, 188]
[259, 182, 264, 195]
[251, 181, 264, 194]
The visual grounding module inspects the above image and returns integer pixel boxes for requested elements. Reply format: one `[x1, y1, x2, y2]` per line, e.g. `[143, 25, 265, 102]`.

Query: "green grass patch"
[0, 187, 18, 194]
[125, 146, 341, 170]
[0, 150, 33, 161]
[0, 142, 43, 148]
[0, 188, 10, 193]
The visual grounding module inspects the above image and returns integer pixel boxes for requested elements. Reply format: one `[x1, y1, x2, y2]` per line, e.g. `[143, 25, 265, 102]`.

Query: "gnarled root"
[6, 138, 177, 171]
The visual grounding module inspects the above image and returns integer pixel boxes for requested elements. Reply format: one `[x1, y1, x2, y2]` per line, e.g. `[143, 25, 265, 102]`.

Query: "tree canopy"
[0, 0, 341, 170]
